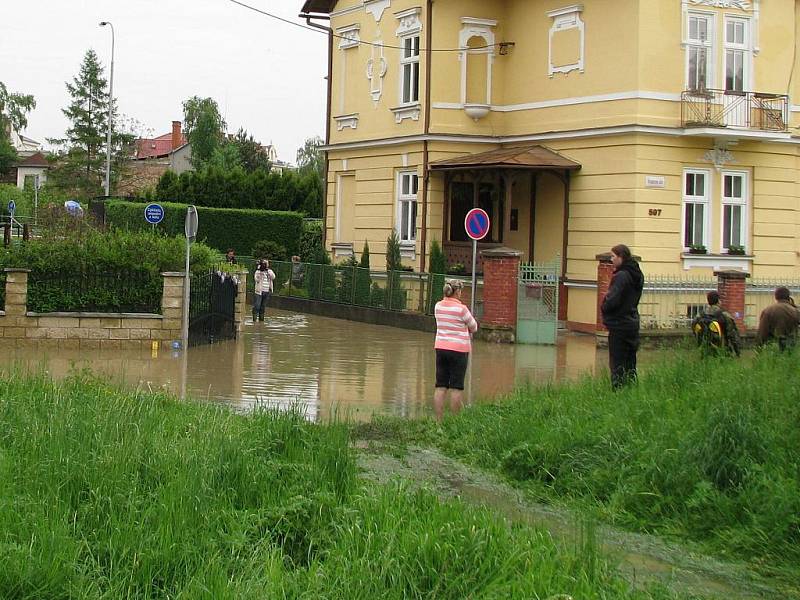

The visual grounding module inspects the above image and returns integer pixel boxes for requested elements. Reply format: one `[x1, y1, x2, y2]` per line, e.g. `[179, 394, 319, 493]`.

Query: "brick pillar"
[234, 270, 248, 333]
[3, 268, 30, 316]
[480, 247, 522, 343]
[161, 272, 186, 342]
[715, 269, 749, 331]
[596, 253, 615, 332]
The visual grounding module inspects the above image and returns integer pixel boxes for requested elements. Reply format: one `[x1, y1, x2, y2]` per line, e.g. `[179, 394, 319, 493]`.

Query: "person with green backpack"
[692, 291, 741, 356]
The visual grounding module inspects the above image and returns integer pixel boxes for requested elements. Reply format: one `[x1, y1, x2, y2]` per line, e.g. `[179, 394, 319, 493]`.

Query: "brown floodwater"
[1, 309, 609, 421]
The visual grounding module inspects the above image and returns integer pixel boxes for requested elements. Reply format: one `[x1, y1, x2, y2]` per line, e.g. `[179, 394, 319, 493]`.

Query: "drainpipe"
[301, 12, 333, 251]
[419, 0, 433, 273]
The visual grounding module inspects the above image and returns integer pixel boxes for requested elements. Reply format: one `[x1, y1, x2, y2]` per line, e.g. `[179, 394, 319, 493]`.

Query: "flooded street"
[2, 309, 608, 420]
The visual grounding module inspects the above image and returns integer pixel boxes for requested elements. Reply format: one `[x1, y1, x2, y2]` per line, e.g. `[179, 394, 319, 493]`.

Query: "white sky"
[0, 0, 328, 163]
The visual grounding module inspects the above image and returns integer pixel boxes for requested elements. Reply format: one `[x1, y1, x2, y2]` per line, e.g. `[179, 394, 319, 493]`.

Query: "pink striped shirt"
[434, 297, 478, 353]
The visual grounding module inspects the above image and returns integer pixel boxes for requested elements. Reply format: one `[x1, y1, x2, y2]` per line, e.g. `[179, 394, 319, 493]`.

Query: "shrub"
[105, 200, 303, 257]
[251, 239, 288, 262]
[299, 220, 324, 263]
[427, 240, 446, 313]
[386, 230, 402, 272]
[355, 242, 371, 306]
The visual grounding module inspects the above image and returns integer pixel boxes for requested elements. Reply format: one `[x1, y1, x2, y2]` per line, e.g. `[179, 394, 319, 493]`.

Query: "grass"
[363, 346, 800, 578]
[0, 370, 680, 599]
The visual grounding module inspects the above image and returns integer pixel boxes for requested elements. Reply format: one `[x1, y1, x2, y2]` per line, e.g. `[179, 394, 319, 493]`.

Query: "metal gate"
[517, 258, 560, 345]
[188, 271, 238, 346]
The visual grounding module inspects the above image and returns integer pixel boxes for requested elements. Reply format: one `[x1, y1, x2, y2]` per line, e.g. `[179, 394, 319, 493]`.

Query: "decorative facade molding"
[390, 103, 421, 123]
[395, 7, 422, 37]
[459, 18, 497, 108]
[334, 113, 359, 131]
[688, 0, 751, 10]
[547, 5, 585, 77]
[337, 24, 361, 49]
[703, 143, 736, 170]
[364, 0, 391, 23]
[366, 42, 388, 103]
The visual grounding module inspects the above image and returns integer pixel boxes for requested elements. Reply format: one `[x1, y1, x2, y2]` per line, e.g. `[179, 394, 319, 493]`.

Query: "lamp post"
[99, 21, 115, 197]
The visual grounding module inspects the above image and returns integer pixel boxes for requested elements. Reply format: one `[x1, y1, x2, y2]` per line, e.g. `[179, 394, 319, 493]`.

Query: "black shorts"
[435, 349, 469, 390]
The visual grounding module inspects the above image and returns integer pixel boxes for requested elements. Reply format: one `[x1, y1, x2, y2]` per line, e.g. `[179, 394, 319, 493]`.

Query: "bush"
[355, 242, 371, 306]
[251, 239, 288, 262]
[299, 220, 323, 263]
[105, 200, 303, 257]
[0, 228, 215, 312]
[151, 166, 322, 217]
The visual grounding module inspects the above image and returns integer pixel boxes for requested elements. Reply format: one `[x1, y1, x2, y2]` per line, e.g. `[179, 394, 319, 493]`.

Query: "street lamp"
[99, 21, 115, 197]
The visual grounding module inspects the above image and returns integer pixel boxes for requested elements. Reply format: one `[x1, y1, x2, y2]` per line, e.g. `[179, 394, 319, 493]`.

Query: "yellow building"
[300, 0, 799, 331]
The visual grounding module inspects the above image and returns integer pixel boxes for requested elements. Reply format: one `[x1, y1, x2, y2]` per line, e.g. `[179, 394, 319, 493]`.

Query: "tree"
[296, 136, 324, 177]
[0, 81, 36, 175]
[229, 128, 271, 173]
[182, 96, 225, 167]
[47, 50, 133, 197]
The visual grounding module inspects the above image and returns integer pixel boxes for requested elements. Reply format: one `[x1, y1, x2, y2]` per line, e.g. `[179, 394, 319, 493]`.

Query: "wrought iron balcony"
[681, 89, 789, 132]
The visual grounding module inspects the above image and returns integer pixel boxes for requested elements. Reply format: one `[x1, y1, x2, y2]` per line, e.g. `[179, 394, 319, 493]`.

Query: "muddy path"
[356, 442, 792, 600]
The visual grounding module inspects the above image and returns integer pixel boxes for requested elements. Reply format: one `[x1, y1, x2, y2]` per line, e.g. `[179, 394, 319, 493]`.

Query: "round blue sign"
[7, 200, 16, 216]
[465, 208, 490, 241]
[144, 203, 165, 225]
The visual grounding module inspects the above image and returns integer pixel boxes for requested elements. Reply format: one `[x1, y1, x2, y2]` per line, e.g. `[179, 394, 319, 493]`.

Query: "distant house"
[15, 152, 49, 189]
[2, 128, 48, 189]
[135, 121, 187, 160]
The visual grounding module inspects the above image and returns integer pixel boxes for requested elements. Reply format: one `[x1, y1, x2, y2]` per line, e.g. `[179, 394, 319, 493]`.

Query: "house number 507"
[648, 209, 662, 216]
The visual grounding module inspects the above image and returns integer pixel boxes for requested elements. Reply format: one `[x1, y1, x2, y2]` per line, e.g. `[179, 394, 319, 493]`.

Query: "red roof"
[17, 152, 49, 168]
[136, 131, 187, 159]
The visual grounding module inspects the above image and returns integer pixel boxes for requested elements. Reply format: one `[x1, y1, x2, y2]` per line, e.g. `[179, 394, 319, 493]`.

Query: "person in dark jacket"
[601, 244, 644, 389]
[756, 287, 800, 350]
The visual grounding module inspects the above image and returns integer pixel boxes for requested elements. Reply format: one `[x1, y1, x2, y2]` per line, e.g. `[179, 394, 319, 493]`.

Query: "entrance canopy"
[429, 145, 581, 172]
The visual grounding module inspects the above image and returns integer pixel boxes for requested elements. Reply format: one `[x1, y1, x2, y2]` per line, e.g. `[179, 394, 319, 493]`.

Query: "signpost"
[7, 200, 16, 218]
[144, 203, 165, 230]
[464, 208, 490, 315]
[180, 206, 198, 400]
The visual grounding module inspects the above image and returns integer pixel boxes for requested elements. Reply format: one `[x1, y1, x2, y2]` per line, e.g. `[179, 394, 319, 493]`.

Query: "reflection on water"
[0, 310, 607, 421]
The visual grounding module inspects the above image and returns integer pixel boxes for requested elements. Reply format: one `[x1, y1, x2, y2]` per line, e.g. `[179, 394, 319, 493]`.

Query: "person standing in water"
[433, 279, 478, 421]
[601, 244, 644, 389]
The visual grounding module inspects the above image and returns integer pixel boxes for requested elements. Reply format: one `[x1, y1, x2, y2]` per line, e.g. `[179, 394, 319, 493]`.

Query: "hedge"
[105, 201, 303, 256]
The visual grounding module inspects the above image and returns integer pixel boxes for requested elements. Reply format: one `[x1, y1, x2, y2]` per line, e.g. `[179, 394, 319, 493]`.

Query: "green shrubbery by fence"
[0, 228, 215, 313]
[151, 166, 322, 216]
[105, 200, 304, 257]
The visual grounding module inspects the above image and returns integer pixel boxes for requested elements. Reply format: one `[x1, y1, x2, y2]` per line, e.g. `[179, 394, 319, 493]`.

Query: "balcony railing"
[681, 89, 789, 132]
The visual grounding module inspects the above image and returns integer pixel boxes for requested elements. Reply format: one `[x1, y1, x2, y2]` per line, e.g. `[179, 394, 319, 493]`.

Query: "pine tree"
[48, 49, 133, 197]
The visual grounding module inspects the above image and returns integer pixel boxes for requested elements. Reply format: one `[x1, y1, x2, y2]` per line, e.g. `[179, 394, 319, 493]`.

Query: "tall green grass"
[424, 348, 800, 571]
[0, 372, 676, 598]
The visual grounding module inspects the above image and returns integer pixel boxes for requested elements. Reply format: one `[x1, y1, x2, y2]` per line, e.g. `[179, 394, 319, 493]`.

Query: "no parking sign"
[464, 208, 490, 314]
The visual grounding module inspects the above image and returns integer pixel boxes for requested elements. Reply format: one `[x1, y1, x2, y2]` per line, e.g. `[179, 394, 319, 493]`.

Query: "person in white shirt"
[253, 259, 276, 322]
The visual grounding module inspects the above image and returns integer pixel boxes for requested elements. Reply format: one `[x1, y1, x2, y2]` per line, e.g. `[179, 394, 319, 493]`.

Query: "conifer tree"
[48, 49, 133, 197]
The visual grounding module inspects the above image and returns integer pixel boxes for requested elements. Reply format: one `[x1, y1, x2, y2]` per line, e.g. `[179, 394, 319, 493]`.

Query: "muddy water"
[1, 309, 608, 420]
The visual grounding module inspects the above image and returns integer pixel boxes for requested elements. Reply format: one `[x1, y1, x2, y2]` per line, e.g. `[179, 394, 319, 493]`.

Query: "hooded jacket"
[601, 260, 644, 331]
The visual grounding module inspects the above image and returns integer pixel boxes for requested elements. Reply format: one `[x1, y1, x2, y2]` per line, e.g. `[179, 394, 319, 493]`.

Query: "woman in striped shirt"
[433, 279, 478, 421]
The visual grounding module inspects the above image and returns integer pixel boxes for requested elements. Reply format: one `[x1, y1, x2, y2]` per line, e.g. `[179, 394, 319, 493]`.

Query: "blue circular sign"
[465, 208, 490, 241]
[7, 200, 16, 216]
[144, 203, 165, 225]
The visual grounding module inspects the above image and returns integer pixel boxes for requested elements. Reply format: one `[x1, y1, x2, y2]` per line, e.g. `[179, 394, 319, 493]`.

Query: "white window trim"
[720, 169, 749, 253]
[333, 113, 359, 131]
[337, 24, 361, 49]
[398, 33, 420, 106]
[685, 10, 716, 90]
[723, 15, 753, 91]
[459, 18, 497, 107]
[395, 7, 422, 37]
[682, 168, 712, 251]
[396, 170, 419, 243]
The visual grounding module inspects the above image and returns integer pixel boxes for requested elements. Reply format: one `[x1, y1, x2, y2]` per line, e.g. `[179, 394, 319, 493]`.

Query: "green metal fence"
[0, 271, 6, 311]
[639, 275, 716, 330]
[745, 278, 800, 328]
[517, 259, 560, 345]
[26, 268, 162, 313]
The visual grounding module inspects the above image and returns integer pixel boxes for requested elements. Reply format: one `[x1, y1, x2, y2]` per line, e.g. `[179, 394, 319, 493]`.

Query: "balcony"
[681, 89, 789, 135]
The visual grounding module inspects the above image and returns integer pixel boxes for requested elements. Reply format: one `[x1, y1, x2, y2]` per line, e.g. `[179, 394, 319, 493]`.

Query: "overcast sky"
[1, 0, 328, 163]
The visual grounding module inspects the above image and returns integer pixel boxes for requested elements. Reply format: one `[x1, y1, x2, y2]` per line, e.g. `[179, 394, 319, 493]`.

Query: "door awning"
[429, 145, 581, 171]
[300, 0, 337, 13]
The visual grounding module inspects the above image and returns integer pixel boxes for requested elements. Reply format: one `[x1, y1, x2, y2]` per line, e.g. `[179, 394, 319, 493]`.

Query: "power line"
[226, 0, 497, 52]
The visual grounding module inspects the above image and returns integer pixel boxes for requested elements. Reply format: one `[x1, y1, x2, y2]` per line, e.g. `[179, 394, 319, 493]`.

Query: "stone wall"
[0, 270, 247, 350]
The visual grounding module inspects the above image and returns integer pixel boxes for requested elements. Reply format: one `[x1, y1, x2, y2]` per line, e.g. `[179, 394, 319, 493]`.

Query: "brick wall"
[716, 270, 749, 331]
[0, 270, 247, 349]
[480, 248, 521, 342]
